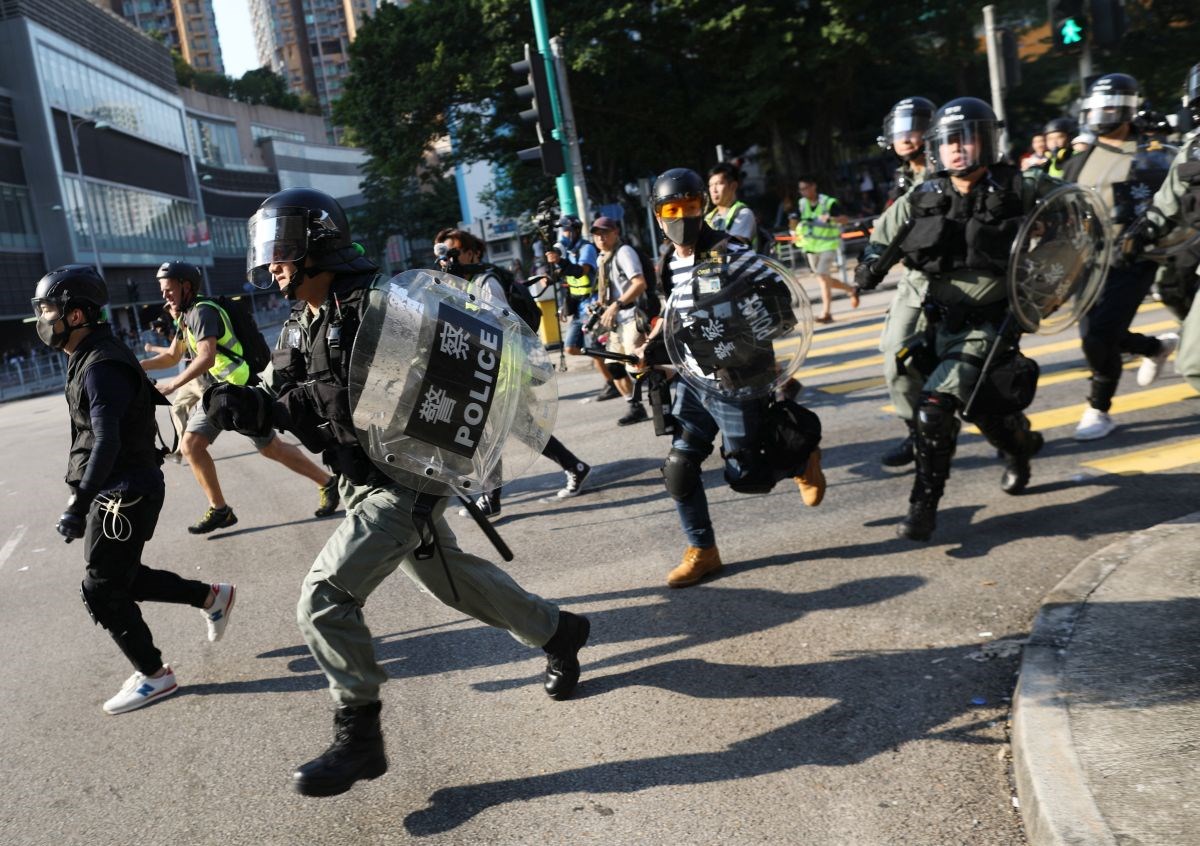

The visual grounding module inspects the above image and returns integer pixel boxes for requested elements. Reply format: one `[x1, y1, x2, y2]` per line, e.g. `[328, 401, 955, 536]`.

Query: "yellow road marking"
[1084, 436, 1200, 475]
[966, 383, 1198, 433]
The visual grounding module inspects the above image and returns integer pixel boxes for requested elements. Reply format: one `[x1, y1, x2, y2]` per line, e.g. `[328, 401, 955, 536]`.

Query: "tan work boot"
[667, 545, 722, 588]
[795, 447, 826, 507]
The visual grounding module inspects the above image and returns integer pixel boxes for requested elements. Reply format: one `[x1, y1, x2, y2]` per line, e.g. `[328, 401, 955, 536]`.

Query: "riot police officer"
[862, 96, 936, 467]
[1124, 62, 1200, 389]
[32, 265, 235, 715]
[204, 188, 590, 797]
[857, 98, 1052, 541]
[1065, 73, 1177, 441]
[638, 168, 825, 587]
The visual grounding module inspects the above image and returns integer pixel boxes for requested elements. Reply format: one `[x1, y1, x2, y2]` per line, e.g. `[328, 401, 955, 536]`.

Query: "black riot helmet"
[156, 260, 202, 293]
[652, 168, 706, 248]
[926, 97, 1002, 177]
[31, 265, 108, 350]
[880, 97, 935, 160]
[247, 187, 352, 294]
[1081, 73, 1140, 135]
[1186, 62, 1200, 123]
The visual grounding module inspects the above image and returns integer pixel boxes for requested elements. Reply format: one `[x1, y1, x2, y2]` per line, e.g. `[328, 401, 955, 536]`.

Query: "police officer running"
[32, 265, 236, 715]
[203, 188, 590, 797]
[638, 168, 826, 587]
[140, 260, 339, 533]
[433, 227, 593, 515]
[1123, 62, 1200, 390]
[865, 96, 937, 467]
[856, 98, 1052, 541]
[1065, 74, 1177, 441]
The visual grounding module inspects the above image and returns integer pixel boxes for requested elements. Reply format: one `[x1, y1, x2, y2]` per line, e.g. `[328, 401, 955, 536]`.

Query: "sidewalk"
[1012, 511, 1200, 845]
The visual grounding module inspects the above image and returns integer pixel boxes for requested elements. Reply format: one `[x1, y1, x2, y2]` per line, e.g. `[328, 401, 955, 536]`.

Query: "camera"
[433, 243, 461, 273]
[583, 301, 606, 334]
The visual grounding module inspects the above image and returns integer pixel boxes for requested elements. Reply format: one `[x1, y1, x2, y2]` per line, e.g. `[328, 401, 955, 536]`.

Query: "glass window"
[0, 183, 41, 250]
[250, 123, 306, 144]
[188, 116, 242, 166]
[62, 176, 199, 256]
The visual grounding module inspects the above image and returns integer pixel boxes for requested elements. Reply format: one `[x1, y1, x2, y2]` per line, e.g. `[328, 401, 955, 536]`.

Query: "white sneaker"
[1136, 333, 1179, 387]
[103, 666, 178, 715]
[203, 583, 236, 642]
[1074, 407, 1116, 441]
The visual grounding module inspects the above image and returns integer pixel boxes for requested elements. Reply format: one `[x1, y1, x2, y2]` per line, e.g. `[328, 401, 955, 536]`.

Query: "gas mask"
[660, 216, 704, 248]
[35, 308, 87, 350]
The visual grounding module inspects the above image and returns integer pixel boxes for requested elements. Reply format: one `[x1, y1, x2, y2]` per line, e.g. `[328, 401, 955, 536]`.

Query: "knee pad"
[916, 394, 961, 446]
[662, 448, 704, 501]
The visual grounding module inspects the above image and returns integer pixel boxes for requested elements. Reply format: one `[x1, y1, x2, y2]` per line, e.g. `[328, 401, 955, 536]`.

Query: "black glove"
[203, 383, 272, 437]
[1120, 215, 1159, 264]
[854, 258, 885, 291]
[56, 492, 89, 543]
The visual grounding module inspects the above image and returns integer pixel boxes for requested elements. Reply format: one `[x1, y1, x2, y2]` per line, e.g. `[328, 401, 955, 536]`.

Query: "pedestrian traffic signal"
[1090, 0, 1126, 46]
[511, 44, 564, 178]
[1050, 0, 1087, 51]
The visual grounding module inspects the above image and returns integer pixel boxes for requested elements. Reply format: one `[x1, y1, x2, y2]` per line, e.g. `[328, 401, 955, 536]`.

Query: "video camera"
[433, 242, 461, 274]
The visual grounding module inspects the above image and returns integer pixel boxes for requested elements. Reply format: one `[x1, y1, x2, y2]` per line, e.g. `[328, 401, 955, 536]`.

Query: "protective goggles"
[30, 298, 61, 320]
[655, 196, 704, 219]
[247, 207, 309, 288]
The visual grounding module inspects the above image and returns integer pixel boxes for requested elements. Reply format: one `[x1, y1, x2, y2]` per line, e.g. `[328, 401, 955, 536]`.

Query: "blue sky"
[213, 0, 259, 78]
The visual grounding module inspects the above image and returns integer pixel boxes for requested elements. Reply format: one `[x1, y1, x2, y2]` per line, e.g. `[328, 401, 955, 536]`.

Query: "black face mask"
[36, 313, 86, 350]
[661, 216, 704, 248]
[282, 265, 308, 300]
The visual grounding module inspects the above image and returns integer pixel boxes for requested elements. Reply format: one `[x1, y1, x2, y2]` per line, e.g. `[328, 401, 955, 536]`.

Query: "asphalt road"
[1, 283, 1196, 845]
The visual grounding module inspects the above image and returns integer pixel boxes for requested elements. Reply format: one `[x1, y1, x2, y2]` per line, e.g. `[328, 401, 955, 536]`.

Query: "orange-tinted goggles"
[656, 197, 703, 219]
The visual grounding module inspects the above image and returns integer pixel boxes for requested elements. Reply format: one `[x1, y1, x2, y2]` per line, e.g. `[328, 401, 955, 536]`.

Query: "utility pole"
[549, 36, 589, 230]
[528, 0, 576, 216]
[983, 5, 1010, 154]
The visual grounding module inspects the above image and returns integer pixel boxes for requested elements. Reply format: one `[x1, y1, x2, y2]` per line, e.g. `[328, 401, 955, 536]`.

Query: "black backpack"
[478, 264, 542, 333]
[195, 296, 272, 382]
[629, 246, 662, 319]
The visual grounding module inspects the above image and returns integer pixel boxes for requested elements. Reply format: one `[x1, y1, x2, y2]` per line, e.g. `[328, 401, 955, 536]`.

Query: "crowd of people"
[26, 57, 1200, 805]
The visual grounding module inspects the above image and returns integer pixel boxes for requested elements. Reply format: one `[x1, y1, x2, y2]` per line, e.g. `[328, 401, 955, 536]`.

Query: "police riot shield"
[1007, 184, 1112, 335]
[1103, 139, 1178, 226]
[663, 253, 813, 402]
[347, 269, 558, 497]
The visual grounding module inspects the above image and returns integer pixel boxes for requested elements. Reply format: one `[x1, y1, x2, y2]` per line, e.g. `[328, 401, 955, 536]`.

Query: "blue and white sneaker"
[103, 666, 178, 715]
[203, 583, 236, 643]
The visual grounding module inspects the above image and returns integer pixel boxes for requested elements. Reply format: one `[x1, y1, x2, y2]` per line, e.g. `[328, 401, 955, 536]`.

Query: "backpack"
[194, 296, 272, 382]
[629, 245, 662, 319]
[479, 263, 541, 333]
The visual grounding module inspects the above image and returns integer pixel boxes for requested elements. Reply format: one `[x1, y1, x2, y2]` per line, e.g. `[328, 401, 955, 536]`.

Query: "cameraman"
[546, 215, 616, 400]
[434, 229, 593, 513]
[590, 216, 649, 426]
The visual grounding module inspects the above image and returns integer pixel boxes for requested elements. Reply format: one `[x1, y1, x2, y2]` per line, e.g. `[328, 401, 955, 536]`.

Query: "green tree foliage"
[172, 57, 316, 114]
[336, 0, 1198, 223]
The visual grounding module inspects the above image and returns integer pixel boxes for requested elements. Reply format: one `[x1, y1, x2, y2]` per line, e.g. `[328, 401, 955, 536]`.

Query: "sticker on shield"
[403, 301, 503, 458]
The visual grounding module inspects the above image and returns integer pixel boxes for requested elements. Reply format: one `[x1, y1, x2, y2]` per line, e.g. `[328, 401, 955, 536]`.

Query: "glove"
[56, 493, 88, 543]
[203, 383, 272, 437]
[1120, 216, 1159, 264]
[854, 258, 885, 291]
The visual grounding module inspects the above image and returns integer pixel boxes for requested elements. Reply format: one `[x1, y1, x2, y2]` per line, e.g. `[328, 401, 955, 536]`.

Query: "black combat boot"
[543, 611, 590, 700]
[977, 413, 1044, 495]
[898, 398, 959, 542]
[881, 420, 916, 468]
[293, 701, 387, 797]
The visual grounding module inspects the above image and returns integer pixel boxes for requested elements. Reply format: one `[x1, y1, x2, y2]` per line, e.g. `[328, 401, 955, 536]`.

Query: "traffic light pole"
[529, 0, 577, 216]
[549, 36, 589, 230]
[983, 5, 1010, 155]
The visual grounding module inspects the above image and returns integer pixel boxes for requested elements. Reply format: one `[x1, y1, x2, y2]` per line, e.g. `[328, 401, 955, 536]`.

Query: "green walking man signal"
[1060, 17, 1083, 45]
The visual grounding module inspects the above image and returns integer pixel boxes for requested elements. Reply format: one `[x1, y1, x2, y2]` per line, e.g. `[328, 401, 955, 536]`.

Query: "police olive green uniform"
[874, 163, 930, 422]
[1143, 133, 1200, 392]
[876, 164, 1057, 539]
[272, 278, 559, 707]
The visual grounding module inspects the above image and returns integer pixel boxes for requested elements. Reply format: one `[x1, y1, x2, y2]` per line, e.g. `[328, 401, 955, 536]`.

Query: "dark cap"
[590, 216, 619, 233]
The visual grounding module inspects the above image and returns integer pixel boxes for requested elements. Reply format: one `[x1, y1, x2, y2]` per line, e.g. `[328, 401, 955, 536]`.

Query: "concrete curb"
[1011, 512, 1200, 846]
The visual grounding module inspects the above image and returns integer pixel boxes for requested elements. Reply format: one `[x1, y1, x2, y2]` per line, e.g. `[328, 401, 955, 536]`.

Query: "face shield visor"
[883, 111, 931, 159]
[1081, 93, 1138, 133]
[247, 207, 309, 289]
[927, 119, 999, 176]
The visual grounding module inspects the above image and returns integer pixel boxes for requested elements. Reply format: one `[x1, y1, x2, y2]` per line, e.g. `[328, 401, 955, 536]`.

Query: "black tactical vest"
[901, 164, 1025, 276]
[63, 326, 163, 488]
[1178, 138, 1200, 229]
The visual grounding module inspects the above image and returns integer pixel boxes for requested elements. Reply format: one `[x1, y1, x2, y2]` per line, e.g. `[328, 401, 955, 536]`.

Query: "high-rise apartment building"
[91, 0, 224, 74]
[249, 0, 376, 123]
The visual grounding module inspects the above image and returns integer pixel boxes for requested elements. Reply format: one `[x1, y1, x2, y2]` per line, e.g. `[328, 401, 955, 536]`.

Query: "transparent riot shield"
[663, 252, 814, 402]
[347, 269, 558, 497]
[1008, 185, 1112, 335]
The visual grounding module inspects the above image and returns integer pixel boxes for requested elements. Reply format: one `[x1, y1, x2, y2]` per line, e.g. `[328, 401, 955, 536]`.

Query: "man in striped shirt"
[638, 168, 825, 588]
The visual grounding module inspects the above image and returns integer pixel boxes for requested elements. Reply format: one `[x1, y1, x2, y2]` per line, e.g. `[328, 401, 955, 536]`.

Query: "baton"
[581, 347, 641, 365]
[871, 217, 917, 278]
[455, 494, 514, 562]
